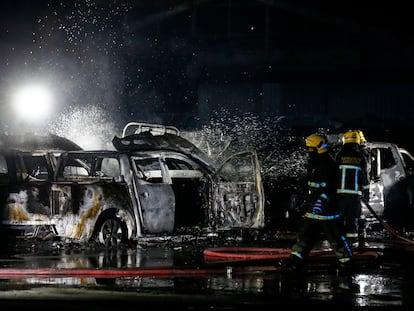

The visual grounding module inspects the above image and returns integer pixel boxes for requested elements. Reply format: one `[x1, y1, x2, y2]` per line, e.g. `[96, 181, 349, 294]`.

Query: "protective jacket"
[289, 147, 353, 266]
[302, 151, 340, 219]
[335, 143, 370, 198]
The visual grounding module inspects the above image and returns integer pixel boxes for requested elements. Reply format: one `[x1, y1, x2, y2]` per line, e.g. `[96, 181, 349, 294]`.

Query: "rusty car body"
[0, 123, 265, 247]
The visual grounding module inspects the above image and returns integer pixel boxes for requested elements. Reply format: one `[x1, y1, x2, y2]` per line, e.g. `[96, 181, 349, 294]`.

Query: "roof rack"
[121, 122, 180, 138]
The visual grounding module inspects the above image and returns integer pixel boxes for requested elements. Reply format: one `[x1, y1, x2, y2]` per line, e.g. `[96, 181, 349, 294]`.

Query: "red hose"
[203, 247, 379, 261]
[364, 202, 414, 245]
[0, 247, 380, 278]
[0, 265, 282, 278]
[204, 247, 292, 260]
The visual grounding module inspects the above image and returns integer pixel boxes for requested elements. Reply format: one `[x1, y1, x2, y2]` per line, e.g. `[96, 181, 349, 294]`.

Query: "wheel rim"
[98, 218, 124, 248]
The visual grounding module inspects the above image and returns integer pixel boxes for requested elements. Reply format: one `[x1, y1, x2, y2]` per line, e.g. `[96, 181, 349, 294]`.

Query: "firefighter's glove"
[312, 194, 328, 214]
[312, 199, 324, 214]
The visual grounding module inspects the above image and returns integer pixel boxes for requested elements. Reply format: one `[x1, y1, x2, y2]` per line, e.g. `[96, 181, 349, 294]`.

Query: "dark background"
[1, 0, 414, 151]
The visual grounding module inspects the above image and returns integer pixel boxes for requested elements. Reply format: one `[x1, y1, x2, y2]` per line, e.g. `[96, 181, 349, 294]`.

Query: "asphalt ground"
[1, 232, 414, 310]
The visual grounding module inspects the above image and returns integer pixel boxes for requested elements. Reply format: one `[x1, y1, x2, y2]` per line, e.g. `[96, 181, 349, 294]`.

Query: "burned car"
[362, 141, 414, 231]
[0, 123, 265, 247]
[0, 132, 83, 239]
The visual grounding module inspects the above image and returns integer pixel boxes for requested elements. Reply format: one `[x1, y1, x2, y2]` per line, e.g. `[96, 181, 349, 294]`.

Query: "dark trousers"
[291, 217, 353, 262]
[337, 194, 365, 243]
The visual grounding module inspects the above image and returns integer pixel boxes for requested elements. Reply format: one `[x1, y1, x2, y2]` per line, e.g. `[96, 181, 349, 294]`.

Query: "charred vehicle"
[0, 123, 265, 246]
[0, 133, 83, 239]
[363, 141, 414, 231]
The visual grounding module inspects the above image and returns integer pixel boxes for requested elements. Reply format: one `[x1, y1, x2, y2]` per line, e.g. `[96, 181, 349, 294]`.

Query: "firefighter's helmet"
[343, 130, 361, 145]
[305, 133, 329, 154]
[356, 130, 367, 143]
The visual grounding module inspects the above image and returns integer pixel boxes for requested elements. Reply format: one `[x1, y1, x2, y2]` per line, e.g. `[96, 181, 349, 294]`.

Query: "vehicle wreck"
[361, 141, 414, 231]
[0, 123, 265, 247]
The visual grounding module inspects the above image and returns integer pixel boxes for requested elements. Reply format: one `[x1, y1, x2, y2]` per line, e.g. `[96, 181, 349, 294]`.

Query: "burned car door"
[211, 151, 265, 230]
[365, 143, 414, 230]
[53, 151, 135, 246]
[364, 147, 385, 219]
[131, 155, 176, 234]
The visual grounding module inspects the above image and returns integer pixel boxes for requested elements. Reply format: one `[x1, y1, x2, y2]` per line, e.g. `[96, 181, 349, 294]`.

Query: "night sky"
[1, 1, 414, 150]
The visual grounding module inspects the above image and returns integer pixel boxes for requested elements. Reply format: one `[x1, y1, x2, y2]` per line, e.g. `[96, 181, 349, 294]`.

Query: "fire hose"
[0, 265, 282, 278]
[364, 201, 414, 245]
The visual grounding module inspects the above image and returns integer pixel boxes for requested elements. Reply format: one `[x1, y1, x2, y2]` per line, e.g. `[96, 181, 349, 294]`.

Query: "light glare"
[12, 84, 53, 122]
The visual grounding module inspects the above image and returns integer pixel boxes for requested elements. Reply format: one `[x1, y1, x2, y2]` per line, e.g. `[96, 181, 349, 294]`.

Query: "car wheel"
[97, 217, 126, 248]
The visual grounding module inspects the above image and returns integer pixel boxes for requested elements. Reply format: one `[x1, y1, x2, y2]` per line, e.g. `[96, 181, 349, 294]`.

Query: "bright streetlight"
[11, 84, 53, 123]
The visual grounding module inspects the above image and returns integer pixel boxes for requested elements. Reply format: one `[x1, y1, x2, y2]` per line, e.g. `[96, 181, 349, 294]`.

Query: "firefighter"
[335, 130, 370, 248]
[286, 133, 353, 272]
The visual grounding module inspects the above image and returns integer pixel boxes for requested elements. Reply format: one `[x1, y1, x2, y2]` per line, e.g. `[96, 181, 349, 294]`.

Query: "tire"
[96, 217, 127, 248]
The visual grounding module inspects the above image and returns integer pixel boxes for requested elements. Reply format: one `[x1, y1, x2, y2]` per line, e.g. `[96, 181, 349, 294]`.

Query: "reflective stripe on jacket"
[335, 143, 369, 196]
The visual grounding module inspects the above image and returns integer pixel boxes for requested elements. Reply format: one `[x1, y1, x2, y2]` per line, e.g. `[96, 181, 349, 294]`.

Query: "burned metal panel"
[5, 187, 51, 221]
[363, 147, 385, 219]
[0, 181, 132, 242]
[52, 183, 102, 241]
[211, 151, 265, 229]
[0, 150, 56, 238]
[1, 183, 54, 239]
[138, 183, 175, 233]
[53, 151, 137, 242]
[52, 182, 134, 242]
[118, 153, 142, 237]
[212, 182, 262, 228]
[365, 142, 413, 226]
[131, 155, 176, 234]
[364, 180, 385, 219]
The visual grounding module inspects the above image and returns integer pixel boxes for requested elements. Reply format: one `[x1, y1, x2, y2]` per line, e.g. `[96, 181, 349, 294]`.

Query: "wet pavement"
[1, 233, 414, 310]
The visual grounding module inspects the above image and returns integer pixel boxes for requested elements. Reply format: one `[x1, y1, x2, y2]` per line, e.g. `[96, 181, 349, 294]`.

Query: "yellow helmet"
[305, 133, 329, 154]
[356, 130, 367, 143]
[343, 130, 360, 145]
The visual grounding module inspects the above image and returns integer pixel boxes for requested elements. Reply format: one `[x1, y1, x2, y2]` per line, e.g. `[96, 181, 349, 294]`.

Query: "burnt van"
[0, 123, 265, 247]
